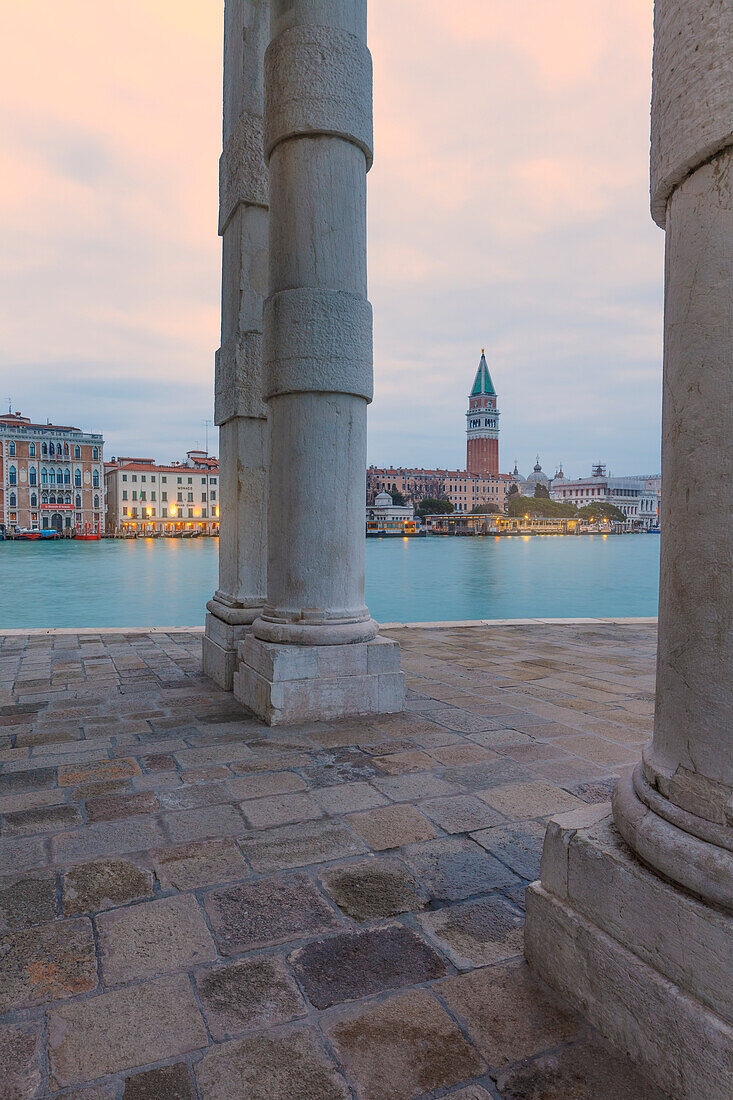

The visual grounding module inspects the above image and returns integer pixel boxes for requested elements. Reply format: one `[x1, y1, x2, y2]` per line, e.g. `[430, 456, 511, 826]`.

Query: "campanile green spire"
[470, 349, 496, 396]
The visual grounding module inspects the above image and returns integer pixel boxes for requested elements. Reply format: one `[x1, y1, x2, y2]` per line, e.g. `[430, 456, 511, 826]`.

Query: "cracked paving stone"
[402, 836, 520, 902]
[493, 1037, 670, 1099]
[418, 895, 524, 968]
[325, 988, 486, 1100]
[470, 821, 548, 881]
[122, 1063, 196, 1100]
[0, 917, 97, 1013]
[152, 837, 250, 890]
[0, 1021, 43, 1100]
[62, 858, 154, 915]
[203, 872, 338, 954]
[289, 924, 446, 1009]
[195, 955, 305, 1040]
[319, 858, 426, 921]
[0, 873, 56, 930]
[300, 747, 380, 787]
[239, 819, 367, 873]
[572, 777, 618, 804]
[196, 1027, 349, 1100]
[439, 960, 581, 1068]
[47, 974, 208, 1087]
[97, 894, 216, 983]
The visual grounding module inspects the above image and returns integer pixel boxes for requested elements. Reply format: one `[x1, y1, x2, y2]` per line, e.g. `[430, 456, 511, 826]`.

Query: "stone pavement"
[0, 623, 669, 1099]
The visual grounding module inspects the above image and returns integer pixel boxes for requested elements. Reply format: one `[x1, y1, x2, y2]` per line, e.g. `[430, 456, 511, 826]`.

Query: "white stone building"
[551, 465, 660, 529]
[366, 491, 417, 535]
[105, 450, 219, 534]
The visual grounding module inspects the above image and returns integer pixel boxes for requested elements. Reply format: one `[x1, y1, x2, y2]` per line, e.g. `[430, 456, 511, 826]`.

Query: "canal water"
[0, 535, 660, 630]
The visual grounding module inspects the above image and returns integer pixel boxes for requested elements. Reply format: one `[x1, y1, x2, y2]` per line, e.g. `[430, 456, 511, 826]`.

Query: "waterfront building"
[105, 450, 219, 534]
[366, 491, 418, 536]
[366, 352, 507, 514]
[0, 410, 105, 534]
[550, 463, 660, 529]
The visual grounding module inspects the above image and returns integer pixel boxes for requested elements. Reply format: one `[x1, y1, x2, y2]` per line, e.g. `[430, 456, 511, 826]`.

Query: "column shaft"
[203, 0, 269, 690]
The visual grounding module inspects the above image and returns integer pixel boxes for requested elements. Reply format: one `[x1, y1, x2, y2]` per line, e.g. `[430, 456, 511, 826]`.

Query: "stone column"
[233, 0, 404, 725]
[525, 5, 732, 1098]
[203, 0, 269, 690]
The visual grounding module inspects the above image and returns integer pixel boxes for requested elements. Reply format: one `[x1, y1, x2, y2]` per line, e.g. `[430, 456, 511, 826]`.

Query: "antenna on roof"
[200, 418, 213, 453]
[7, 398, 11, 414]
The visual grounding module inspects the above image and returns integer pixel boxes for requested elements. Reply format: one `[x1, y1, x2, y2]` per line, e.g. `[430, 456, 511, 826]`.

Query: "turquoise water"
[0, 535, 660, 629]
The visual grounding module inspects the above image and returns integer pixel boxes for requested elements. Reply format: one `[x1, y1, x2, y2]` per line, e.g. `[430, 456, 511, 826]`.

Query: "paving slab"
[62, 858, 154, 915]
[0, 917, 97, 1013]
[195, 955, 306, 1040]
[203, 873, 339, 954]
[97, 894, 216, 984]
[319, 857, 425, 921]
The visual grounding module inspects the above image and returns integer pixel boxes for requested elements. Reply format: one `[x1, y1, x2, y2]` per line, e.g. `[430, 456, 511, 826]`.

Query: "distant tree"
[507, 483, 519, 496]
[389, 485, 407, 506]
[534, 483, 550, 499]
[506, 495, 577, 519]
[417, 497, 454, 518]
[577, 502, 626, 523]
[470, 502, 503, 515]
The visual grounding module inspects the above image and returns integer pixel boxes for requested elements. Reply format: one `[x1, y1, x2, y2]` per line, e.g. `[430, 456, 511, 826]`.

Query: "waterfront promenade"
[0, 621, 667, 1098]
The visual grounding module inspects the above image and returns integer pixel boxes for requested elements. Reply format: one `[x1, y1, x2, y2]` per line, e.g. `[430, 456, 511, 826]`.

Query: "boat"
[12, 529, 41, 541]
[75, 532, 101, 541]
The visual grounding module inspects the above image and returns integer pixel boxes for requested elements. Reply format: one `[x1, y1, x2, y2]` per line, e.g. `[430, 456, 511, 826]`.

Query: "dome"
[374, 491, 393, 507]
[525, 456, 549, 486]
[511, 461, 525, 484]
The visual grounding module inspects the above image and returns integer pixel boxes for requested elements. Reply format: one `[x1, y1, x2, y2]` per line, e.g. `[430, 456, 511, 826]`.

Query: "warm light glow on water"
[0, 535, 660, 629]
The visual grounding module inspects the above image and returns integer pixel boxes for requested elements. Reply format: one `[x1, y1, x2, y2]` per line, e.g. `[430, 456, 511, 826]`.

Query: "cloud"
[0, 1, 662, 476]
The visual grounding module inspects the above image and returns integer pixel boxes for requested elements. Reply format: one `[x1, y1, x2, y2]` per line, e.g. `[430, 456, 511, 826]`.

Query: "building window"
[211, 491, 216, 501]
[132, 491, 138, 501]
[162, 506, 168, 518]
[123, 507, 129, 517]
[74, 469, 81, 487]
[132, 474, 137, 483]
[187, 477, 192, 484]
[161, 492, 167, 502]
[187, 508, 193, 518]
[8, 441, 15, 456]
[201, 493, 207, 502]
[151, 475, 156, 483]
[8, 466, 16, 485]
[177, 477, 182, 484]
[64, 442, 69, 456]
[202, 507, 207, 518]
[74, 445, 81, 459]
[29, 467, 36, 486]
[49, 468, 56, 485]
[42, 443, 48, 456]
[132, 507, 138, 518]
[140, 491, 146, 501]
[29, 442, 35, 457]
[30, 493, 37, 506]
[122, 490, 128, 501]
[187, 492, 193, 502]
[94, 495, 99, 509]
[9, 492, 16, 507]
[92, 470, 99, 488]
[201, 477, 206, 484]
[75, 494, 82, 509]
[177, 492, 183, 502]
[151, 491, 156, 502]
[141, 475, 146, 483]
[92, 446, 99, 460]
[211, 477, 216, 485]
[162, 476, 167, 484]
[122, 474, 127, 482]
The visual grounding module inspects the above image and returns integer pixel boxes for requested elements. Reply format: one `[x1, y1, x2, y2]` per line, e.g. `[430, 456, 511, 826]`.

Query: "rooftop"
[0, 621, 667, 1098]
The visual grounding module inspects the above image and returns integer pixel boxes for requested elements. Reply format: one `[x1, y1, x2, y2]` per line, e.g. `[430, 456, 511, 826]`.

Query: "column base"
[525, 808, 733, 1100]
[202, 600, 261, 691]
[233, 634, 405, 726]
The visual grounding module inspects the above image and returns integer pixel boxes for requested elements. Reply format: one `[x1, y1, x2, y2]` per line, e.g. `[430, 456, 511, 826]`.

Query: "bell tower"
[466, 350, 499, 477]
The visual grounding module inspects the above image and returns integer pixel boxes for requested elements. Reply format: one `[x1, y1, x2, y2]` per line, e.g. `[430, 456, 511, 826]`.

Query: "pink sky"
[0, 1, 663, 475]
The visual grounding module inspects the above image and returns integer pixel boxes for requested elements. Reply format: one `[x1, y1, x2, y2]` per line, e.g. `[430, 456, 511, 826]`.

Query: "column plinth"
[233, 0, 404, 724]
[525, 4, 733, 1096]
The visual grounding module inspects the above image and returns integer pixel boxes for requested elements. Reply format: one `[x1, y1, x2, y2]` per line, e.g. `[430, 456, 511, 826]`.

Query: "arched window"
[75, 493, 82, 509]
[41, 492, 48, 504]
[64, 469, 70, 485]
[74, 469, 81, 487]
[8, 441, 15, 456]
[64, 442, 69, 456]
[92, 470, 99, 488]
[50, 492, 56, 505]
[93, 446, 99, 461]
[8, 466, 16, 486]
[65, 493, 71, 505]
[41, 467, 48, 485]
[42, 442, 48, 456]
[49, 469, 56, 485]
[49, 442, 55, 456]
[29, 442, 36, 457]
[94, 494, 99, 509]
[30, 492, 37, 507]
[57, 468, 63, 485]
[74, 444, 81, 459]
[9, 492, 16, 507]
[29, 467, 36, 486]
